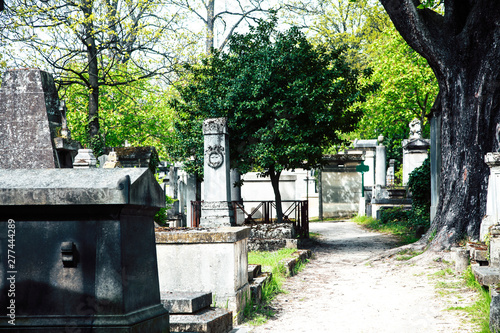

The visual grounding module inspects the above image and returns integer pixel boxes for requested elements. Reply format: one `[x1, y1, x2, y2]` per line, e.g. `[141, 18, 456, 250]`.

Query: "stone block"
[490, 288, 500, 333]
[0, 168, 168, 332]
[248, 264, 262, 282]
[161, 292, 212, 314]
[156, 227, 250, 324]
[250, 272, 272, 305]
[490, 235, 500, 268]
[169, 307, 232, 333]
[472, 266, 500, 287]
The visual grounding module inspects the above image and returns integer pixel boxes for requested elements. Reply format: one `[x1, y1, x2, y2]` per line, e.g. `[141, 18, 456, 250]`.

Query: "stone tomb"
[156, 227, 250, 324]
[0, 168, 169, 332]
[0, 68, 81, 168]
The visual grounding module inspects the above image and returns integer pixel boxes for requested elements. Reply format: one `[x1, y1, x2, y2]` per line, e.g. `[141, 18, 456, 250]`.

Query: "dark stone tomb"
[0, 168, 169, 332]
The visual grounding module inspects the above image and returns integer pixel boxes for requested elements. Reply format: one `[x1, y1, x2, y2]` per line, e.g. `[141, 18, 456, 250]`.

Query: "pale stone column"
[375, 135, 386, 187]
[200, 117, 234, 227]
[480, 152, 500, 241]
[185, 173, 197, 227]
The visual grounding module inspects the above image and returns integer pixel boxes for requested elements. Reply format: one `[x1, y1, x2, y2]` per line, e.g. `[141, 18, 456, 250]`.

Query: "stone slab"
[490, 288, 500, 333]
[0, 168, 164, 207]
[248, 264, 262, 281]
[169, 307, 232, 333]
[472, 266, 500, 286]
[156, 227, 250, 244]
[161, 292, 212, 314]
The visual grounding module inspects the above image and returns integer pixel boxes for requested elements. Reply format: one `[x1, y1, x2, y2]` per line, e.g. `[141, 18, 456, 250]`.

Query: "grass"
[437, 266, 492, 332]
[243, 248, 307, 325]
[351, 214, 419, 245]
[395, 248, 424, 261]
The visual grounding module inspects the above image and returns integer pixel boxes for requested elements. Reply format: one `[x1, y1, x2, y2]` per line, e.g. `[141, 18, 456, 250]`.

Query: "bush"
[154, 195, 176, 226]
[380, 206, 409, 225]
[407, 157, 431, 229]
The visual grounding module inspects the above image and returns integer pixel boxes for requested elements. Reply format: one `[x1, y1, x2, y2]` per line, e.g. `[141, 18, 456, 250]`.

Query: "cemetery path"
[238, 221, 476, 333]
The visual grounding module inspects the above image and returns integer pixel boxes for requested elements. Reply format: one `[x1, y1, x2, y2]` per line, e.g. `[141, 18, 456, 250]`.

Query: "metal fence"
[190, 200, 309, 238]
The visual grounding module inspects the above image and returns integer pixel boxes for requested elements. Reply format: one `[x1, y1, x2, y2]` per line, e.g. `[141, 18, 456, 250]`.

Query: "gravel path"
[235, 221, 476, 333]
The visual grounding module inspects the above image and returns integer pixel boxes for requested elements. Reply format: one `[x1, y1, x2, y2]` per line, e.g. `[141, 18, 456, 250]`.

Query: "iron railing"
[190, 200, 309, 238]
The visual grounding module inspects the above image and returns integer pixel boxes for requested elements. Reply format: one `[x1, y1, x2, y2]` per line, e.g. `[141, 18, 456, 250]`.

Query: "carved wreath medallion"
[206, 145, 224, 169]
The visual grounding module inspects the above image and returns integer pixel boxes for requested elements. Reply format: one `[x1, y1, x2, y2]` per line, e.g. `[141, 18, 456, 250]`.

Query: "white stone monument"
[480, 152, 500, 241]
[402, 118, 430, 185]
[200, 117, 234, 227]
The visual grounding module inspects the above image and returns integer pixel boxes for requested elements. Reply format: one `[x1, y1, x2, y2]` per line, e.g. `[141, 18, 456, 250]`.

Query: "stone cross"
[200, 117, 234, 227]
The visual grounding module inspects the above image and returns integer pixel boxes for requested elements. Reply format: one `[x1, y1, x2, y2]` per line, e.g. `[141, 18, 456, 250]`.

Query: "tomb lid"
[353, 139, 378, 148]
[0, 168, 164, 207]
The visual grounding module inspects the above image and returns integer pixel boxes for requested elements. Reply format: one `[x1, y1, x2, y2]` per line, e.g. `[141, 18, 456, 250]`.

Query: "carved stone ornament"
[206, 145, 224, 169]
[203, 117, 227, 135]
[409, 118, 422, 140]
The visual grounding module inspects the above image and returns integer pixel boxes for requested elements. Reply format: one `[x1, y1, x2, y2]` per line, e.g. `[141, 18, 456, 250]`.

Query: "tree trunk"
[206, 0, 215, 53]
[379, 0, 500, 248]
[269, 168, 283, 224]
[82, 0, 100, 139]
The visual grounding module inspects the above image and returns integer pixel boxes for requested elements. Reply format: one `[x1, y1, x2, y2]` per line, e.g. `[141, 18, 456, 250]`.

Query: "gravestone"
[200, 118, 234, 227]
[402, 118, 430, 185]
[0, 69, 80, 168]
[0, 168, 169, 332]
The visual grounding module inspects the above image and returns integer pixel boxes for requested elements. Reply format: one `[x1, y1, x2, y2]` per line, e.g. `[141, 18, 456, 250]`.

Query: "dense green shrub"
[154, 196, 176, 226]
[407, 157, 431, 229]
[380, 206, 409, 225]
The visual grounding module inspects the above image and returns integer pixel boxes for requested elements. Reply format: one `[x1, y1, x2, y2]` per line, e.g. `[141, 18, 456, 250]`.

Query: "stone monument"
[0, 69, 81, 168]
[200, 118, 234, 227]
[0, 168, 169, 332]
[402, 118, 430, 185]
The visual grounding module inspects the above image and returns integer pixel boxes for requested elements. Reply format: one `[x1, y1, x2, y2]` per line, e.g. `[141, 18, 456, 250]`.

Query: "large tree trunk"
[379, 0, 500, 248]
[269, 168, 283, 224]
[82, 0, 100, 139]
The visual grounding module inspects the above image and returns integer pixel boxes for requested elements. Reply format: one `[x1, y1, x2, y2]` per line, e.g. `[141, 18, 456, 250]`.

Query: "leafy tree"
[0, 0, 181, 143]
[63, 68, 175, 160]
[353, 27, 438, 172]
[170, 17, 365, 222]
[379, 0, 500, 248]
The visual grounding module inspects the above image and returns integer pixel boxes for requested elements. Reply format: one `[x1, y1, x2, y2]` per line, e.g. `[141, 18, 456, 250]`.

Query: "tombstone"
[375, 135, 387, 187]
[200, 118, 234, 227]
[480, 152, 500, 241]
[0, 69, 81, 168]
[102, 146, 159, 173]
[402, 118, 430, 185]
[386, 159, 395, 186]
[0, 168, 169, 332]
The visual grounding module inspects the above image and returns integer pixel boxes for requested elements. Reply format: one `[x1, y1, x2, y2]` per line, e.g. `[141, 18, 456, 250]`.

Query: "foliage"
[380, 206, 409, 225]
[0, 0, 180, 139]
[169, 16, 367, 221]
[63, 70, 174, 159]
[154, 195, 177, 226]
[407, 157, 431, 229]
[351, 27, 438, 170]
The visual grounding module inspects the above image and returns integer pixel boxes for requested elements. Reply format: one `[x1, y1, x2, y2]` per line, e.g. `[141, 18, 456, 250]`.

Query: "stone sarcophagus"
[0, 168, 169, 332]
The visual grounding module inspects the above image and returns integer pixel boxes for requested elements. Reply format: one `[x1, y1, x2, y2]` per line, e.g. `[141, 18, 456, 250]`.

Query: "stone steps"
[161, 292, 233, 333]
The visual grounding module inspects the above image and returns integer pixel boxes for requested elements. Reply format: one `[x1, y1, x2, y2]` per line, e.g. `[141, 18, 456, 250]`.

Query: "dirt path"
[236, 221, 476, 333]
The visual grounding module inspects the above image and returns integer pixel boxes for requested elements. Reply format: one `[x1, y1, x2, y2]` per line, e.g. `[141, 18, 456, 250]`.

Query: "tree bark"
[82, 0, 100, 139]
[206, 0, 215, 53]
[379, 0, 500, 248]
[269, 168, 283, 224]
